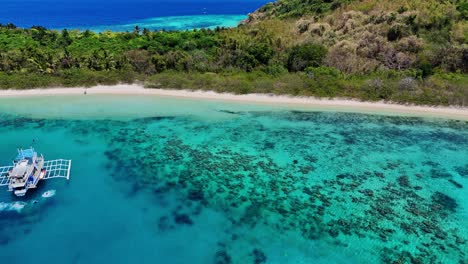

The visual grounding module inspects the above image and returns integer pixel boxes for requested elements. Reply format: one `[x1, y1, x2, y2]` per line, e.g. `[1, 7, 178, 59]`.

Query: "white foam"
[42, 190, 56, 198]
[0, 202, 8, 211]
[10, 201, 27, 211]
[0, 201, 27, 212]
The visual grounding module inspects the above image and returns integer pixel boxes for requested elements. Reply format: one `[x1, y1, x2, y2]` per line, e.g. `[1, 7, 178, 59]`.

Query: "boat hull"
[14, 189, 27, 197]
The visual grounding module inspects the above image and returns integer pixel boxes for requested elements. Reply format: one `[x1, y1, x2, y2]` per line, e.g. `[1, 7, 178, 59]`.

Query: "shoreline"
[0, 84, 467, 121]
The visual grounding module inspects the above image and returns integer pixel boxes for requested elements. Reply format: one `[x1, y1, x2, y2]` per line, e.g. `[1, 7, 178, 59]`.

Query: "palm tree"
[134, 26, 140, 35]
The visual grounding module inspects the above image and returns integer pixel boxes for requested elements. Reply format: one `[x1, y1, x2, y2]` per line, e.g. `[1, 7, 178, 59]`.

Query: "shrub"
[398, 77, 418, 91]
[287, 43, 327, 72]
[305, 66, 341, 79]
[364, 78, 394, 100]
[439, 46, 468, 73]
[382, 49, 416, 70]
[357, 32, 388, 59]
[456, 1, 468, 19]
[387, 26, 401, 41]
[417, 60, 434, 77]
[326, 41, 380, 73]
[264, 64, 288, 76]
[396, 36, 424, 53]
[451, 22, 468, 44]
[366, 78, 384, 91]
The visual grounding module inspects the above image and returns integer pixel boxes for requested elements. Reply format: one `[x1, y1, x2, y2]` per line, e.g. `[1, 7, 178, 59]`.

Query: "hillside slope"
[244, 0, 353, 20]
[245, 0, 467, 74]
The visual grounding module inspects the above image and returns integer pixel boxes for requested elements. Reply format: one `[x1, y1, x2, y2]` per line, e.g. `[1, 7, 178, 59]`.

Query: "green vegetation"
[145, 70, 467, 106]
[254, 0, 354, 18]
[0, 0, 467, 106]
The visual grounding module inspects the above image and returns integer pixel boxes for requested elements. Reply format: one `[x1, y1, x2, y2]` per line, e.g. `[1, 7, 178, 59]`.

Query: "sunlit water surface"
[0, 95, 466, 263]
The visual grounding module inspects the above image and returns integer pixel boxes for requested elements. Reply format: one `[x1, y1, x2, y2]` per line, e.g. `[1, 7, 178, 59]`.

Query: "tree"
[134, 26, 140, 35]
[5, 23, 17, 29]
[83, 30, 92, 38]
[125, 49, 154, 73]
[31, 26, 48, 42]
[60, 49, 74, 69]
[165, 50, 192, 71]
[151, 54, 167, 72]
[59, 29, 73, 47]
[143, 28, 151, 39]
[247, 42, 274, 65]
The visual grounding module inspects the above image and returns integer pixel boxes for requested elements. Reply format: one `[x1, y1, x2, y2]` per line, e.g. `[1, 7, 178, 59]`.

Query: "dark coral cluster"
[98, 112, 467, 263]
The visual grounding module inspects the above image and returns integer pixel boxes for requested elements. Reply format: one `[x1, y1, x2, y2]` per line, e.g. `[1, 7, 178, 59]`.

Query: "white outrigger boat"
[0, 148, 71, 197]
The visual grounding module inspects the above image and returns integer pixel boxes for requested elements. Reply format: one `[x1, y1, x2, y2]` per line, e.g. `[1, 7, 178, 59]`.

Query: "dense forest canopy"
[0, 0, 466, 105]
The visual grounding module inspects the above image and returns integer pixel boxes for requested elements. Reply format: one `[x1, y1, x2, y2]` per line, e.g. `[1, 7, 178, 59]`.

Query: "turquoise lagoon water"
[0, 95, 467, 263]
[87, 15, 249, 32]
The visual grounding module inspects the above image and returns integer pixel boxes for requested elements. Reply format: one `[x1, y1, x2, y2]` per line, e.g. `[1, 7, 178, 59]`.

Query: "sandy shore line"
[0, 84, 467, 120]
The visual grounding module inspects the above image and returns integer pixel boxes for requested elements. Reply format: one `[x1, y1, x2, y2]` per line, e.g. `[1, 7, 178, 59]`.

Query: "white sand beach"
[0, 84, 467, 121]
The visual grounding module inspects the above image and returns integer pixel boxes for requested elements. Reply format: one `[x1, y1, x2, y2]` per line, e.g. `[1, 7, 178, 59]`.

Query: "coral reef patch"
[0, 111, 466, 263]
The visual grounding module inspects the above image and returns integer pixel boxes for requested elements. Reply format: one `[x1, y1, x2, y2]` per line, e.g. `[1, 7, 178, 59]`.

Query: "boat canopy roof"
[15, 148, 35, 161]
[10, 161, 30, 178]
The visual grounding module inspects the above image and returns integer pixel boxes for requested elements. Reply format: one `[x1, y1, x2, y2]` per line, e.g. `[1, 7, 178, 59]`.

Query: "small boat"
[8, 148, 44, 197]
[0, 148, 72, 197]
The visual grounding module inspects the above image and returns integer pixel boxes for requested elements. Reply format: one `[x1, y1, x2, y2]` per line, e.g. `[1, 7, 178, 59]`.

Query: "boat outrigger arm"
[0, 148, 71, 196]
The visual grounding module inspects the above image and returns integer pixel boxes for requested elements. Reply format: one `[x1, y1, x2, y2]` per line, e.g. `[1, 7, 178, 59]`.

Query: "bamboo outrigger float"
[0, 148, 71, 197]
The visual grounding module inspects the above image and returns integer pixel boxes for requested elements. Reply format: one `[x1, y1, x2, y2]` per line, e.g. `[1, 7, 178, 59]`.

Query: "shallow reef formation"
[0, 111, 467, 263]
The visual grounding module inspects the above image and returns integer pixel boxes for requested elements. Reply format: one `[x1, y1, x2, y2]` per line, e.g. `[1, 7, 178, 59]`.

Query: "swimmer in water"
[42, 190, 56, 198]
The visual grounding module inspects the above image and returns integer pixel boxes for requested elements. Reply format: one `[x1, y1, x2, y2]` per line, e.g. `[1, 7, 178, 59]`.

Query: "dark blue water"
[0, 0, 268, 30]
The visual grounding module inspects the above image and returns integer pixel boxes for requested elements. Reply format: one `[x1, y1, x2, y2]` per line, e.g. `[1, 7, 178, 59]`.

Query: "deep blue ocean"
[0, 0, 269, 31]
